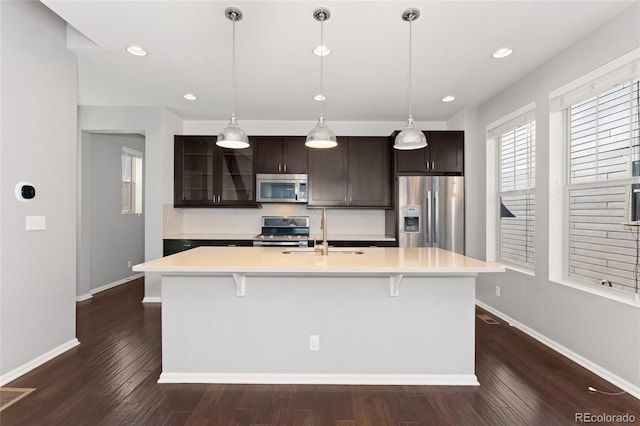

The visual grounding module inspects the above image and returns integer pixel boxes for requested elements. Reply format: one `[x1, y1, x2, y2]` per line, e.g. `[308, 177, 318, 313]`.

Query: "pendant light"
[394, 8, 427, 150]
[306, 7, 337, 149]
[217, 7, 249, 149]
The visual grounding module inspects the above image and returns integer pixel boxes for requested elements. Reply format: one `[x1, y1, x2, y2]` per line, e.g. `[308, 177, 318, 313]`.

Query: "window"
[497, 120, 536, 269]
[122, 148, 143, 214]
[566, 79, 640, 293]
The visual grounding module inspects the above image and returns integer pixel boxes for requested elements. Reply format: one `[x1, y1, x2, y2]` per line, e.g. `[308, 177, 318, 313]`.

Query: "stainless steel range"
[253, 216, 310, 247]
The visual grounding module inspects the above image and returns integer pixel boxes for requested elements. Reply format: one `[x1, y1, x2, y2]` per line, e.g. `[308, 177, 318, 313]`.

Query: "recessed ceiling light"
[127, 45, 148, 56]
[314, 94, 326, 101]
[313, 45, 331, 56]
[492, 47, 513, 59]
[441, 95, 456, 103]
[183, 93, 197, 101]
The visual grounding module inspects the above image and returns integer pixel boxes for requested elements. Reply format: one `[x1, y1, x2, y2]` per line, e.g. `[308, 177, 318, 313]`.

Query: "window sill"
[496, 262, 535, 277]
[550, 277, 640, 308]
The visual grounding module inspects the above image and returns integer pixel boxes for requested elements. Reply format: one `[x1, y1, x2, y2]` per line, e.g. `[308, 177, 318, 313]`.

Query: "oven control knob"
[268, 235, 273, 239]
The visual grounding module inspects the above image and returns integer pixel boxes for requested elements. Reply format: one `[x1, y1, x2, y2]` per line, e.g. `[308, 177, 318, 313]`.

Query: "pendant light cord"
[319, 18, 325, 120]
[408, 18, 413, 122]
[231, 18, 237, 120]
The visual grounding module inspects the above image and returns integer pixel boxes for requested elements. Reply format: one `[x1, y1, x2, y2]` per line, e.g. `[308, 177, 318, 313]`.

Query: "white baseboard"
[76, 293, 92, 302]
[0, 338, 80, 387]
[142, 296, 161, 303]
[89, 273, 144, 296]
[158, 372, 479, 386]
[76, 273, 145, 302]
[476, 300, 640, 400]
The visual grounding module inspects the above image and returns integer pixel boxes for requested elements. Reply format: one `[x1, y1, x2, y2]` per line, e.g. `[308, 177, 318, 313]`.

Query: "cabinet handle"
[432, 161, 435, 170]
[426, 162, 430, 170]
[278, 164, 282, 172]
[283, 164, 287, 172]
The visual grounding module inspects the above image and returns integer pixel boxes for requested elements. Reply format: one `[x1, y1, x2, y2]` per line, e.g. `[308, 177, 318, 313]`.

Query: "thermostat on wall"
[15, 182, 36, 202]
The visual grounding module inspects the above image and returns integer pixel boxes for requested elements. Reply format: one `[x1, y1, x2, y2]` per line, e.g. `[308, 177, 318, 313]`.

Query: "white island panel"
[160, 274, 477, 385]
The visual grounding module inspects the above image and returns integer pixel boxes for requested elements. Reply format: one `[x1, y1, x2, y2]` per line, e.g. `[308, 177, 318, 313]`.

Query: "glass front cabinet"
[174, 135, 257, 207]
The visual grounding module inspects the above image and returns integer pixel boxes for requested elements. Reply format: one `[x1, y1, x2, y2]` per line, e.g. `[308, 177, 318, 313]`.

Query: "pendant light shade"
[394, 118, 427, 150]
[306, 7, 337, 149]
[307, 116, 337, 149]
[217, 116, 249, 149]
[394, 8, 427, 151]
[217, 7, 249, 149]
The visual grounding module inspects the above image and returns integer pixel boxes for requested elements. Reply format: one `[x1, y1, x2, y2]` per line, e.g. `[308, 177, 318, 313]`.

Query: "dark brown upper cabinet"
[174, 135, 258, 207]
[395, 130, 464, 175]
[256, 136, 307, 174]
[308, 136, 392, 208]
[307, 140, 348, 207]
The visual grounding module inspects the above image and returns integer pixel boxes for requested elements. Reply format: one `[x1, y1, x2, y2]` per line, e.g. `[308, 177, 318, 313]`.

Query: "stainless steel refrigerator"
[397, 176, 464, 254]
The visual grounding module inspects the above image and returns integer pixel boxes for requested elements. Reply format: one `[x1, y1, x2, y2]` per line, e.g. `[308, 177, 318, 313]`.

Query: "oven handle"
[253, 241, 306, 247]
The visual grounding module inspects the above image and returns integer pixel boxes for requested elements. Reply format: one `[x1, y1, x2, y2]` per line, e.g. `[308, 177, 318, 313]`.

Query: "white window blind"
[567, 79, 640, 294]
[122, 148, 143, 214]
[497, 119, 536, 269]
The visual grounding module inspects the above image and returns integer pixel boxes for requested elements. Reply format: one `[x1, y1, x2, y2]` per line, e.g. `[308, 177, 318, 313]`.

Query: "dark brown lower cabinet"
[310, 240, 397, 248]
[163, 239, 253, 256]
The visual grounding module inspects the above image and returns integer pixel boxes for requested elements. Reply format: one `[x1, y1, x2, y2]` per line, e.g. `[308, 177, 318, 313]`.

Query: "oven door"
[253, 240, 307, 247]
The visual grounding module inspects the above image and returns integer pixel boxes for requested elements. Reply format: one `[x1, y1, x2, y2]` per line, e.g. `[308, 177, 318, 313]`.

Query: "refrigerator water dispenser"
[401, 205, 421, 233]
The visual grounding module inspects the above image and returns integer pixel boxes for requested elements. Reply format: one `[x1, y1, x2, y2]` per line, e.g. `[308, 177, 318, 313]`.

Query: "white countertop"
[134, 246, 504, 275]
[164, 233, 396, 241]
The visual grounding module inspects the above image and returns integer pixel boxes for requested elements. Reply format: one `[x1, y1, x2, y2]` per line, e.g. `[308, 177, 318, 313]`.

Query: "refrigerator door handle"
[426, 190, 432, 244]
[434, 191, 439, 245]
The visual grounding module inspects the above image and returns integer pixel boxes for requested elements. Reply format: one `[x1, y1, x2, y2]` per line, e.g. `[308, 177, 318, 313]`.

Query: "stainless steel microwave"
[256, 174, 308, 203]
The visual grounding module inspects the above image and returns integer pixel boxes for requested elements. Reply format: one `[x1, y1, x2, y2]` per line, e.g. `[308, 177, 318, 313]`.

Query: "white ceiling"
[41, 0, 635, 122]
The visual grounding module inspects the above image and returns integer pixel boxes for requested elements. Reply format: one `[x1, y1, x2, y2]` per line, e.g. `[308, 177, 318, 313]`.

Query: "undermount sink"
[282, 248, 364, 255]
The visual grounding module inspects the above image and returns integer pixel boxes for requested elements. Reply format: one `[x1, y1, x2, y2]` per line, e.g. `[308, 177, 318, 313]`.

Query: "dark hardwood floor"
[1, 278, 638, 425]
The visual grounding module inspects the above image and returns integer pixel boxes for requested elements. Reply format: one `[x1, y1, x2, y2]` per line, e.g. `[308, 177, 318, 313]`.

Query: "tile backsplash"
[164, 204, 388, 237]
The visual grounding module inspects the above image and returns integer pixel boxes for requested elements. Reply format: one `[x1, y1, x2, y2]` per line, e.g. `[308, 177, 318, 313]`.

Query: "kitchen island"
[133, 246, 504, 385]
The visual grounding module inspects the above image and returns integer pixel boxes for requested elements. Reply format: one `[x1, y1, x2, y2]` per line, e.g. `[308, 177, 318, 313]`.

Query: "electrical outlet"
[309, 335, 320, 351]
[495, 286, 501, 297]
[127, 260, 132, 268]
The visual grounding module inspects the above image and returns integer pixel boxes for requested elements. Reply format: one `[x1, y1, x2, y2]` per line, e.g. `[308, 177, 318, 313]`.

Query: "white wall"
[473, 3, 640, 397]
[83, 133, 145, 297]
[183, 119, 446, 137]
[78, 106, 182, 302]
[0, 1, 79, 383]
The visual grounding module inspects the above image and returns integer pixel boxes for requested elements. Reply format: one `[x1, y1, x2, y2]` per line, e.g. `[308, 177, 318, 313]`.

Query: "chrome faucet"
[316, 208, 329, 255]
